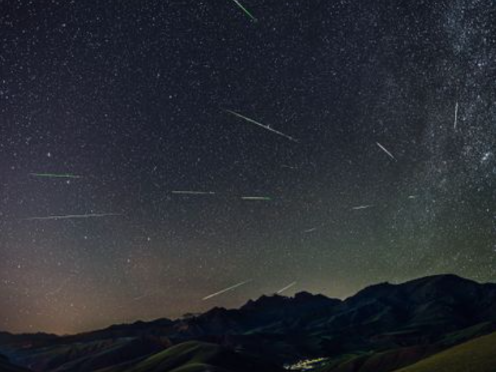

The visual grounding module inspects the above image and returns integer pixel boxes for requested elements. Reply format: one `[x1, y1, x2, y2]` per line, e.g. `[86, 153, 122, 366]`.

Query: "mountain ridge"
[7, 273, 492, 339]
[2, 274, 496, 372]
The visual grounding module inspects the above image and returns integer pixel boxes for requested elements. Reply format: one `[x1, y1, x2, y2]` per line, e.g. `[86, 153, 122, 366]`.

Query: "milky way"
[1, 0, 495, 334]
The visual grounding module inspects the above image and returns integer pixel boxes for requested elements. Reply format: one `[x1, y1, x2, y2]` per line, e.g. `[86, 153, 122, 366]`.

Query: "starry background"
[1, 0, 495, 335]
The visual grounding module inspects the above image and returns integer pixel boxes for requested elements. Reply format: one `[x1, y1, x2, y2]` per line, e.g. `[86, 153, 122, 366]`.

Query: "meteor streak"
[171, 191, 216, 195]
[23, 213, 121, 221]
[225, 109, 298, 143]
[45, 276, 75, 297]
[240, 196, 272, 201]
[132, 291, 160, 302]
[202, 279, 252, 300]
[453, 102, 459, 130]
[30, 173, 82, 179]
[376, 142, 397, 161]
[351, 205, 374, 210]
[276, 281, 297, 294]
[230, 0, 257, 21]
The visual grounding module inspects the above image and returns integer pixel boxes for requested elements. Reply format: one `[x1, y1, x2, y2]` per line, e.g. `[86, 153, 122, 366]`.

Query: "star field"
[1, 0, 495, 334]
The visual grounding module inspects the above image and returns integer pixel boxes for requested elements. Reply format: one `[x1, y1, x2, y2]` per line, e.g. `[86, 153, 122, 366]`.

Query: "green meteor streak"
[241, 196, 272, 201]
[23, 213, 121, 221]
[30, 173, 82, 179]
[230, 0, 257, 21]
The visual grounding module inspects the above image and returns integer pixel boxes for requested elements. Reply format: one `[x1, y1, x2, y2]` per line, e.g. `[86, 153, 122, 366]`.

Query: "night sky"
[1, 0, 495, 335]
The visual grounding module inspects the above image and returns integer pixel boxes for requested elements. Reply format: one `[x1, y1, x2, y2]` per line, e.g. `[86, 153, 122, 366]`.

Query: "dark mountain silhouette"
[2, 274, 496, 372]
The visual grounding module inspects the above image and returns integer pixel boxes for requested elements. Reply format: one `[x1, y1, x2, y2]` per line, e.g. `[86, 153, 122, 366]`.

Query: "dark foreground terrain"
[2, 274, 496, 372]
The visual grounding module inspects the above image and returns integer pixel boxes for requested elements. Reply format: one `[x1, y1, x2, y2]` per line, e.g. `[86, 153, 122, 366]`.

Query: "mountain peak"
[348, 281, 394, 301]
[293, 291, 327, 301]
[406, 273, 475, 286]
[241, 294, 289, 311]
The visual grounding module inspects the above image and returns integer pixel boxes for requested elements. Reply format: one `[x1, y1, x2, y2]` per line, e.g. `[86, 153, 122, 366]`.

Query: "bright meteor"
[240, 196, 272, 201]
[225, 109, 298, 143]
[376, 142, 397, 161]
[351, 205, 374, 210]
[23, 213, 122, 221]
[276, 281, 297, 294]
[202, 279, 252, 301]
[230, 0, 257, 21]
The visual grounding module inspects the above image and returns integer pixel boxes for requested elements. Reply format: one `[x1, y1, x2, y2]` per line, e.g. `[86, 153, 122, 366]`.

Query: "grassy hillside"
[0, 355, 31, 372]
[394, 331, 496, 372]
[315, 345, 439, 372]
[96, 341, 283, 372]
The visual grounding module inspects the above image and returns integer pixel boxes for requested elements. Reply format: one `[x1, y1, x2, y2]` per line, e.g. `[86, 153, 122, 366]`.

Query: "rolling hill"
[0, 354, 32, 372]
[94, 341, 284, 372]
[394, 331, 496, 372]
